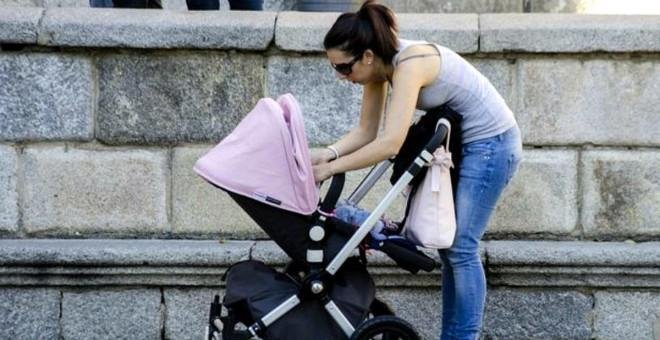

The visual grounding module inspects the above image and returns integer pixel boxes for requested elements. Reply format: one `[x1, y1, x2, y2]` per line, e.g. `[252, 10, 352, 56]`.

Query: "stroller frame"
[213, 119, 450, 339]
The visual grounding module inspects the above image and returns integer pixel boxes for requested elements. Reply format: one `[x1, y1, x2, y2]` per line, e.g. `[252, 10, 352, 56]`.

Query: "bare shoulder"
[393, 44, 442, 87]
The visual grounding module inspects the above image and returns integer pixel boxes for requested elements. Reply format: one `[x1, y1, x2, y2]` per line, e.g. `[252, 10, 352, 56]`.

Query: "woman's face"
[326, 48, 374, 85]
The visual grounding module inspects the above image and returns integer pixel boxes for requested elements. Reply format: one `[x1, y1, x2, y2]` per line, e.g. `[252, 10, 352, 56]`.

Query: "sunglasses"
[331, 55, 360, 76]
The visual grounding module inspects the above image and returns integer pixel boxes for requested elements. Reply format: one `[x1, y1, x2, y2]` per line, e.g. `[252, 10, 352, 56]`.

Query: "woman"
[310, 1, 522, 339]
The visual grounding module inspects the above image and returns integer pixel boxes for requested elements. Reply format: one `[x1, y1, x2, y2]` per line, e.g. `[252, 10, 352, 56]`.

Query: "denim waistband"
[466, 125, 521, 145]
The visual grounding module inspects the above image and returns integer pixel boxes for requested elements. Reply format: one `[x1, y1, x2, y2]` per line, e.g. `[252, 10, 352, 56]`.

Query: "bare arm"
[312, 81, 387, 163]
[327, 59, 434, 174]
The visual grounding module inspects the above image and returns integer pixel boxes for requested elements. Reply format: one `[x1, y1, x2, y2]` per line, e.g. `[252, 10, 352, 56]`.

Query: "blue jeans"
[438, 126, 522, 340]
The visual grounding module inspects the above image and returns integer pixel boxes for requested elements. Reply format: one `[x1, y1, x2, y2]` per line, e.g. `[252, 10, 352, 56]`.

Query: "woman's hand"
[313, 162, 334, 183]
[309, 147, 335, 166]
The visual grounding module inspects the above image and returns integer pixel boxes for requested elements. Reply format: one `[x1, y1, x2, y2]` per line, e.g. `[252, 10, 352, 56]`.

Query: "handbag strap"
[435, 118, 451, 151]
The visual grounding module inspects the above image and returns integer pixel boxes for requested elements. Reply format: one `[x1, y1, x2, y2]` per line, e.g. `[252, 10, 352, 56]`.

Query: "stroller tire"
[351, 315, 420, 340]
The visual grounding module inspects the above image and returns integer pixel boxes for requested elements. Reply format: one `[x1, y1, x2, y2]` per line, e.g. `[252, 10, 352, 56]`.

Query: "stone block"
[480, 14, 660, 52]
[376, 288, 441, 340]
[275, 12, 478, 53]
[62, 289, 162, 340]
[0, 145, 18, 233]
[517, 59, 660, 146]
[267, 55, 362, 145]
[0, 288, 60, 340]
[380, 0, 522, 13]
[581, 150, 660, 237]
[0, 53, 93, 142]
[22, 146, 168, 236]
[165, 288, 223, 340]
[489, 149, 578, 235]
[39, 8, 276, 49]
[483, 289, 592, 339]
[467, 58, 517, 112]
[172, 146, 264, 238]
[263, 0, 295, 11]
[0, 0, 39, 6]
[0, 8, 42, 44]
[398, 14, 478, 53]
[594, 292, 660, 340]
[97, 52, 265, 144]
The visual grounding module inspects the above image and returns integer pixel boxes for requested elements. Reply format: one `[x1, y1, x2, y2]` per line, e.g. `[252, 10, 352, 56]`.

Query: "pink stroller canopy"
[193, 94, 319, 215]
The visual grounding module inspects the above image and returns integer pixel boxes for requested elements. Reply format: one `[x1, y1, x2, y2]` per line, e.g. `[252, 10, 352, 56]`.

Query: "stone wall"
[1, 8, 659, 339]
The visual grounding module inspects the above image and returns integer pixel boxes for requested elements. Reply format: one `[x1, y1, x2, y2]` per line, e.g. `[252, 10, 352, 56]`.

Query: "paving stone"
[376, 287, 442, 340]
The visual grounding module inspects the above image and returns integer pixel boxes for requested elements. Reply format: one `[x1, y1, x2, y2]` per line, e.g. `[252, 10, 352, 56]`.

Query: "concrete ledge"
[275, 12, 478, 53]
[2, 8, 658, 53]
[481, 14, 660, 52]
[487, 241, 660, 287]
[0, 8, 43, 44]
[38, 8, 276, 50]
[1, 239, 658, 288]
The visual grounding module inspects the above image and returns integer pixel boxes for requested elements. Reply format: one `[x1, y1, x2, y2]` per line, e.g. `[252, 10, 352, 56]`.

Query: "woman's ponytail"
[324, 0, 398, 64]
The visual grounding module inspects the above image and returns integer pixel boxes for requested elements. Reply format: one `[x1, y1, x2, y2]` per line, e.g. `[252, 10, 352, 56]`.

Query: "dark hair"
[323, 0, 398, 65]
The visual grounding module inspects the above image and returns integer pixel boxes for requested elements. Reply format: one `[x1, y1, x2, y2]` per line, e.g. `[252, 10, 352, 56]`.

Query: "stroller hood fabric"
[193, 94, 319, 215]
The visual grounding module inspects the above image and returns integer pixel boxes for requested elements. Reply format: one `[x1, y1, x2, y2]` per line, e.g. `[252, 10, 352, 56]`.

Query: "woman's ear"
[363, 49, 375, 65]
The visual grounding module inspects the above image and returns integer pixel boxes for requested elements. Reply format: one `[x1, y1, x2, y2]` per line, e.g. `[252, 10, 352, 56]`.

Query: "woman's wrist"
[326, 145, 340, 161]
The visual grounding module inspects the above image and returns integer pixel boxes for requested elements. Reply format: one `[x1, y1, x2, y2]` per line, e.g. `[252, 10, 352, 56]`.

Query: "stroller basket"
[195, 95, 455, 340]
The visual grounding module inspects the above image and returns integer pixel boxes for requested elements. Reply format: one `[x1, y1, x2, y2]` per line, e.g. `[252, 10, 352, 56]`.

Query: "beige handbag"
[403, 118, 456, 249]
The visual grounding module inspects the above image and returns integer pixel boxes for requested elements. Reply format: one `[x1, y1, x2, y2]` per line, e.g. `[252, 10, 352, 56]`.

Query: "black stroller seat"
[197, 96, 458, 340]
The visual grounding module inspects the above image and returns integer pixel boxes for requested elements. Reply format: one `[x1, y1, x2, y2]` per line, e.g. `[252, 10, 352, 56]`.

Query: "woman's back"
[393, 39, 517, 143]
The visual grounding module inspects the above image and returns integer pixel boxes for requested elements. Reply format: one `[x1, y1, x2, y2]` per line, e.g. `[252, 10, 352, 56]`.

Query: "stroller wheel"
[351, 315, 420, 340]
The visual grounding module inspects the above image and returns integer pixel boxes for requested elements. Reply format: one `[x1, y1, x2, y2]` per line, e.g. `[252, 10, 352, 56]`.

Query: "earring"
[368, 61, 372, 65]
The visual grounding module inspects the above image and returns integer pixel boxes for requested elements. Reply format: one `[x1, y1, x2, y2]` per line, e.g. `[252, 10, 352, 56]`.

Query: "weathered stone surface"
[0, 53, 93, 142]
[39, 8, 276, 49]
[594, 292, 660, 340]
[172, 146, 264, 238]
[62, 289, 162, 340]
[22, 146, 168, 235]
[481, 14, 660, 52]
[581, 150, 660, 237]
[489, 149, 578, 235]
[377, 288, 441, 340]
[165, 288, 223, 340]
[267, 55, 361, 145]
[517, 59, 660, 146]
[381, 0, 522, 13]
[97, 52, 265, 144]
[0, 0, 40, 7]
[264, 0, 295, 11]
[0, 8, 42, 44]
[0, 288, 60, 340]
[0, 146, 18, 233]
[483, 289, 592, 339]
[467, 58, 517, 112]
[275, 12, 478, 53]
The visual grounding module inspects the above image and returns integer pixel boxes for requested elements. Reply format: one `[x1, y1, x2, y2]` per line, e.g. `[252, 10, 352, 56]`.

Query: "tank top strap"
[392, 39, 441, 67]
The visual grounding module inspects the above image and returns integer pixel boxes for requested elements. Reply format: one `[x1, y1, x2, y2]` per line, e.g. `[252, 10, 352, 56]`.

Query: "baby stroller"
[194, 94, 457, 340]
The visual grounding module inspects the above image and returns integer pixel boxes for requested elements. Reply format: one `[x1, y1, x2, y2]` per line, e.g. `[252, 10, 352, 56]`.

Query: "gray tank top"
[392, 39, 517, 144]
